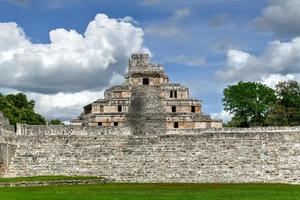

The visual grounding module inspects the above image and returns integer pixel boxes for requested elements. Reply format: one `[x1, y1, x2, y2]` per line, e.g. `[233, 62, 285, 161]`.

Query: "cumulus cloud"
[0, 13, 149, 120]
[27, 72, 124, 121]
[211, 110, 232, 123]
[27, 90, 103, 121]
[0, 14, 148, 94]
[261, 74, 295, 89]
[215, 37, 300, 83]
[255, 0, 300, 36]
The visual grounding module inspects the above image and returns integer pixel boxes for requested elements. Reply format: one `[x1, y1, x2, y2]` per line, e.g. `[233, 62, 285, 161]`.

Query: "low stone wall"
[0, 178, 109, 188]
[167, 126, 300, 134]
[16, 124, 131, 136]
[1, 126, 299, 184]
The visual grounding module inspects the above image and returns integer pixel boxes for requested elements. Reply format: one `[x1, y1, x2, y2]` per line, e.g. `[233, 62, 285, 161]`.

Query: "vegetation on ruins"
[0, 93, 62, 125]
[223, 80, 300, 127]
[48, 119, 64, 125]
[0, 183, 299, 200]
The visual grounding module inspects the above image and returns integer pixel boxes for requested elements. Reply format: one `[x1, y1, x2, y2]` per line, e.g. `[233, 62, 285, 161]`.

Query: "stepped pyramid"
[72, 54, 222, 134]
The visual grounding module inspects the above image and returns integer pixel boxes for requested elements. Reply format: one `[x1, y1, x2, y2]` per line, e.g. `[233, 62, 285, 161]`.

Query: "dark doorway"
[98, 122, 102, 126]
[191, 106, 196, 113]
[174, 91, 177, 98]
[143, 78, 149, 85]
[174, 122, 179, 128]
[118, 105, 122, 112]
[172, 106, 176, 113]
[114, 122, 118, 127]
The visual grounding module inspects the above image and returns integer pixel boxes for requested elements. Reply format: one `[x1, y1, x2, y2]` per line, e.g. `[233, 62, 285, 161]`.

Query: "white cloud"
[27, 90, 103, 121]
[215, 37, 300, 83]
[261, 74, 295, 89]
[0, 14, 148, 94]
[0, 13, 149, 120]
[255, 0, 300, 36]
[145, 7, 190, 38]
[211, 110, 232, 123]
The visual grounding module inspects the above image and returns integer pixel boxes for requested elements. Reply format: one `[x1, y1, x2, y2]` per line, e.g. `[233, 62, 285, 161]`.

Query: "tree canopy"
[0, 93, 62, 125]
[223, 80, 300, 127]
[223, 82, 276, 127]
[0, 93, 46, 125]
[267, 80, 300, 126]
[49, 119, 64, 125]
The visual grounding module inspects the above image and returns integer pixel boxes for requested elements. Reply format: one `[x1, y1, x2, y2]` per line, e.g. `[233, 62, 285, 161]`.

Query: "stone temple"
[71, 54, 222, 132]
[1, 54, 300, 183]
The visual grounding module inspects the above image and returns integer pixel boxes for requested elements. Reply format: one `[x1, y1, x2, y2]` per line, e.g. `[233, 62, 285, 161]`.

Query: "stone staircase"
[3, 142, 66, 178]
[127, 86, 166, 135]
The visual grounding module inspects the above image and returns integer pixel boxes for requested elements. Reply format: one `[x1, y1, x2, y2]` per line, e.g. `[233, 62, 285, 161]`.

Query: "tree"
[49, 119, 64, 125]
[0, 93, 46, 125]
[267, 80, 300, 126]
[223, 82, 276, 127]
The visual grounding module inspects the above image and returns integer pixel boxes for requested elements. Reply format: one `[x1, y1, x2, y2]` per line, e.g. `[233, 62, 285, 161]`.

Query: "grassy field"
[0, 183, 299, 200]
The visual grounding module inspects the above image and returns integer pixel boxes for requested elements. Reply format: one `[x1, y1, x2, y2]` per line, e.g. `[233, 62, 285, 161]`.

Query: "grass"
[0, 183, 299, 200]
[0, 176, 101, 183]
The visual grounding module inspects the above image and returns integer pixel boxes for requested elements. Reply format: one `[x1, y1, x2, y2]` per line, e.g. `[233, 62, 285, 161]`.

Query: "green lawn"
[0, 183, 299, 200]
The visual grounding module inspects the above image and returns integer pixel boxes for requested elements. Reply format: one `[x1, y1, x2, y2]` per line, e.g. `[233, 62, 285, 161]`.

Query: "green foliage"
[223, 82, 276, 127]
[266, 80, 300, 126]
[0, 183, 299, 200]
[48, 119, 64, 125]
[223, 80, 300, 127]
[0, 93, 46, 125]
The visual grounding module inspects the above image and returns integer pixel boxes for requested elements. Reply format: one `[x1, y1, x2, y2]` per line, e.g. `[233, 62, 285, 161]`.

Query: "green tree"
[0, 93, 46, 125]
[267, 80, 300, 126]
[48, 119, 64, 125]
[223, 82, 276, 127]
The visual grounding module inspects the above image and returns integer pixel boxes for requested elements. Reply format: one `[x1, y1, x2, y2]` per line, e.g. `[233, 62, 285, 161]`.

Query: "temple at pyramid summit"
[71, 54, 222, 130]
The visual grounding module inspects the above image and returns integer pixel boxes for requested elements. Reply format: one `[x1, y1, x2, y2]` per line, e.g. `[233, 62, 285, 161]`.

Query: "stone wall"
[0, 143, 17, 176]
[0, 124, 299, 184]
[15, 124, 131, 136]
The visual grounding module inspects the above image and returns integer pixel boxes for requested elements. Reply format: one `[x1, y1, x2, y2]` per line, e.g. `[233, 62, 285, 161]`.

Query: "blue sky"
[0, 0, 299, 121]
